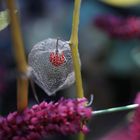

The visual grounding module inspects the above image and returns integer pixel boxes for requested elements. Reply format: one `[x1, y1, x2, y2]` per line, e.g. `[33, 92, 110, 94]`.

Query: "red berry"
[49, 51, 65, 67]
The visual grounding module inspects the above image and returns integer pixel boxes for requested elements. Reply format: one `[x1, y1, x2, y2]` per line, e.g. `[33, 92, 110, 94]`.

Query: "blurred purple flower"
[94, 15, 140, 39]
[0, 97, 92, 140]
[130, 93, 140, 140]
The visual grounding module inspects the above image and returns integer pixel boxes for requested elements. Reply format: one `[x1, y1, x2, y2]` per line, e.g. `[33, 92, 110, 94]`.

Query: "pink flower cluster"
[94, 15, 140, 39]
[130, 93, 140, 140]
[0, 97, 92, 140]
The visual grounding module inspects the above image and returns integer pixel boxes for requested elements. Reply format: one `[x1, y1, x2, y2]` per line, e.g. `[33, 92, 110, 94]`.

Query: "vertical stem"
[70, 0, 84, 98]
[78, 133, 85, 140]
[70, 0, 81, 47]
[70, 0, 84, 140]
[6, 0, 28, 112]
[17, 78, 28, 111]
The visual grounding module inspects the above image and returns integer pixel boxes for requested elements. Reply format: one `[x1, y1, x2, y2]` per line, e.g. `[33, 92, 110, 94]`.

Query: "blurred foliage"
[0, 10, 9, 31]
[101, 0, 140, 7]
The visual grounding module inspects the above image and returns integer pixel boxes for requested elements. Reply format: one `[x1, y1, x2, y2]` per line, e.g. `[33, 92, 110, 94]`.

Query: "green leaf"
[0, 9, 9, 31]
[101, 0, 140, 7]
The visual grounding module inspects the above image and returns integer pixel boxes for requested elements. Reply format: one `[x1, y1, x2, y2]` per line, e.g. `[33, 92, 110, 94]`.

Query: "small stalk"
[92, 104, 139, 116]
[6, 0, 28, 112]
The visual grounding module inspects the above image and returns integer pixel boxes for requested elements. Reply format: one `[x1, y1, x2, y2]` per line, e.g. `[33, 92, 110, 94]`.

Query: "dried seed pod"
[28, 38, 77, 96]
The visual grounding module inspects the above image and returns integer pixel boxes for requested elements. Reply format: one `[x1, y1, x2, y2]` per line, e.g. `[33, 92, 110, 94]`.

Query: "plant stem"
[6, 0, 28, 112]
[92, 104, 139, 116]
[70, 0, 84, 140]
[70, 0, 84, 98]
[78, 132, 85, 140]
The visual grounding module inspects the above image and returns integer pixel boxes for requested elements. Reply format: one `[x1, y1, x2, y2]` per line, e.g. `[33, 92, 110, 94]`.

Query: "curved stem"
[6, 0, 28, 112]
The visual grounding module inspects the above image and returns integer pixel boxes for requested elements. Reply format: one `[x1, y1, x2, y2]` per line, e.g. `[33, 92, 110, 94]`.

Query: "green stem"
[78, 133, 85, 140]
[70, 0, 84, 140]
[92, 104, 139, 116]
[70, 0, 84, 98]
[6, 0, 28, 112]
[70, 0, 85, 140]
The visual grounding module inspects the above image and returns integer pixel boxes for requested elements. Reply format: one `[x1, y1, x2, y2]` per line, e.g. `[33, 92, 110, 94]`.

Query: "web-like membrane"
[28, 38, 76, 96]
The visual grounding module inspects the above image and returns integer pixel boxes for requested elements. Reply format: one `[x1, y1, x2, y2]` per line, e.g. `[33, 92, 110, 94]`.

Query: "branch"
[70, 0, 84, 139]
[70, 0, 84, 98]
[6, 0, 28, 112]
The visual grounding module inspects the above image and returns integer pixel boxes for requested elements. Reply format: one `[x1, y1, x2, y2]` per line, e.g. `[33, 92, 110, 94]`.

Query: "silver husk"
[28, 38, 78, 96]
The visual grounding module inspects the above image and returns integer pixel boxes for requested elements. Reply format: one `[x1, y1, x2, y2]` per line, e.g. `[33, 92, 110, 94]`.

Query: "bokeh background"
[1, 0, 140, 139]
